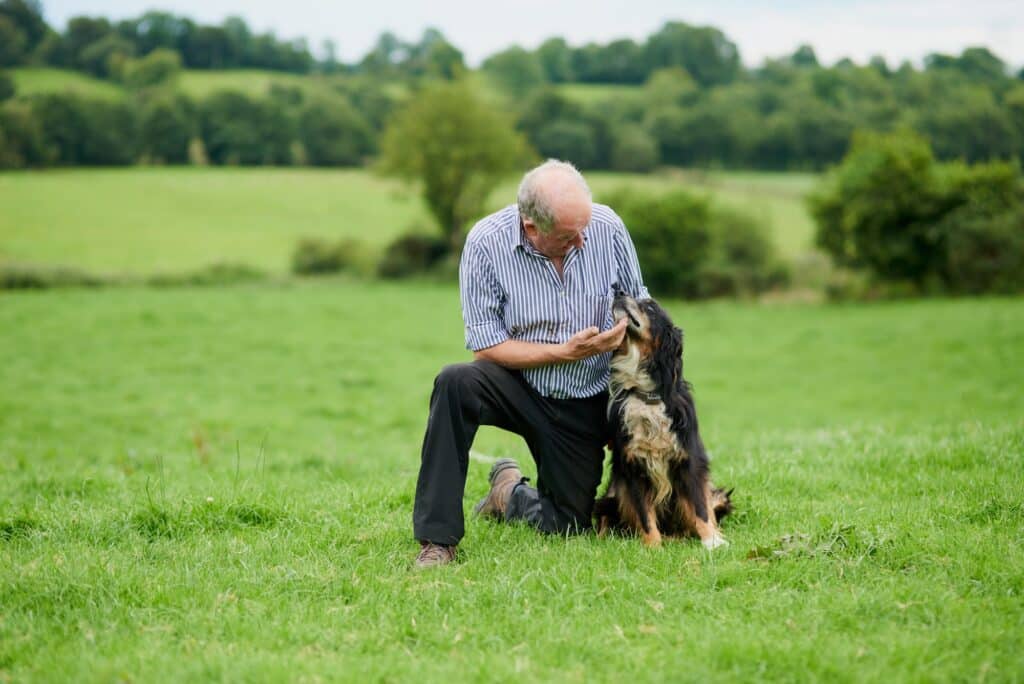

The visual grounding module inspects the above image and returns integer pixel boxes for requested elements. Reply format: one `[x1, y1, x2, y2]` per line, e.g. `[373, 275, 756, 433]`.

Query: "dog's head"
[611, 293, 683, 391]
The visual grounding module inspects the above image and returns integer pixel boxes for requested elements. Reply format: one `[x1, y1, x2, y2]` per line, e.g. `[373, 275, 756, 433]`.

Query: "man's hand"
[560, 318, 628, 362]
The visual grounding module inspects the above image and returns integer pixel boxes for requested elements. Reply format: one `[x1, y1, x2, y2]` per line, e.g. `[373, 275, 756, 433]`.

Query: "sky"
[41, 0, 1024, 70]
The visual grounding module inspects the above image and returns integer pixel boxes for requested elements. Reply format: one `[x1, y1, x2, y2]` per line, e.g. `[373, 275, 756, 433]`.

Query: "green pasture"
[556, 82, 644, 106]
[8, 67, 345, 101]
[1, 283, 1021, 681]
[0, 168, 817, 276]
[176, 69, 341, 100]
[8, 67, 126, 100]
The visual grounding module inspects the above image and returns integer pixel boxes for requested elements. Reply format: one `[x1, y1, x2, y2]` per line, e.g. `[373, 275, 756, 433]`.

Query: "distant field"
[556, 82, 644, 105]
[176, 69, 340, 99]
[0, 168, 817, 276]
[1, 285, 1021, 681]
[8, 67, 126, 100]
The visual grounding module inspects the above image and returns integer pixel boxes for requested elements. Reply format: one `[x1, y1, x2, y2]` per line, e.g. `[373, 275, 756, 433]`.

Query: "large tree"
[379, 80, 530, 251]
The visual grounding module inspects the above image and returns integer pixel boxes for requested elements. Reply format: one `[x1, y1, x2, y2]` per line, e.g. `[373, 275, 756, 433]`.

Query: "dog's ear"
[649, 315, 683, 390]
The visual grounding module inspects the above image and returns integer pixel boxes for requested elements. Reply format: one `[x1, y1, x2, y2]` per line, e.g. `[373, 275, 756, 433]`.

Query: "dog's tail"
[710, 486, 734, 521]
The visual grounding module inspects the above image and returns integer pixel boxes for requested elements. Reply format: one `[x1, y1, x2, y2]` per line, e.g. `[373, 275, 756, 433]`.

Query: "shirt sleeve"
[612, 216, 650, 300]
[459, 239, 510, 351]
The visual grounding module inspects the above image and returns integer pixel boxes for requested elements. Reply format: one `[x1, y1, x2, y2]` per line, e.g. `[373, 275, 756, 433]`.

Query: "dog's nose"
[611, 282, 625, 298]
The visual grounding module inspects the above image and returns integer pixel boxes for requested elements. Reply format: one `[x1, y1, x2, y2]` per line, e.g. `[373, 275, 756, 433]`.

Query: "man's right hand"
[561, 318, 628, 362]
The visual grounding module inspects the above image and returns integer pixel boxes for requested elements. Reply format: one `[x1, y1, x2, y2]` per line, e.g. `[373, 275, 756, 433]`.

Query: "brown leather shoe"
[414, 542, 457, 569]
[473, 458, 523, 519]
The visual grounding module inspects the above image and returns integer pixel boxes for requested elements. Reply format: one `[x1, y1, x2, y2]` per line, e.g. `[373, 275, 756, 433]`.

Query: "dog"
[594, 293, 732, 549]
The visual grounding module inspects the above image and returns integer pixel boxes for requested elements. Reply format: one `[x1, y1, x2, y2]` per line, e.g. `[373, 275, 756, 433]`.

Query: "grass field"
[0, 168, 817, 276]
[1, 283, 1022, 681]
[8, 67, 126, 100]
[556, 82, 644, 106]
[8, 67, 346, 102]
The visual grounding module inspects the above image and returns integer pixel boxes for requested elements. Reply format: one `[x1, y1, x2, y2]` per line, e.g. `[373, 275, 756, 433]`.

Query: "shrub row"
[601, 188, 789, 298]
[291, 193, 787, 299]
[0, 262, 267, 290]
[810, 131, 1024, 295]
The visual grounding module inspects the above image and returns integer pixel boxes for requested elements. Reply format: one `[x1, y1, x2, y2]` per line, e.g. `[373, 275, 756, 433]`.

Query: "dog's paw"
[702, 534, 729, 551]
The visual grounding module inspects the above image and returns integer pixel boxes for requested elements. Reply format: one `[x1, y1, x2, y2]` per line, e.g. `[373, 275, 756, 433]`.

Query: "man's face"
[524, 202, 592, 260]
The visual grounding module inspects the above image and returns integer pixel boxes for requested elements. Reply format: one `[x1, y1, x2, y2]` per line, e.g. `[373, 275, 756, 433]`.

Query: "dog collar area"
[631, 390, 662, 405]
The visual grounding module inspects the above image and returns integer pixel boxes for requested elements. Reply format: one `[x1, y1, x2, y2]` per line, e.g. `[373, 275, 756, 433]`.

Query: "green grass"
[0, 168, 429, 275]
[1, 283, 1021, 681]
[0, 168, 817, 276]
[8, 67, 126, 100]
[176, 69, 340, 100]
[556, 82, 644, 105]
[9, 67, 348, 102]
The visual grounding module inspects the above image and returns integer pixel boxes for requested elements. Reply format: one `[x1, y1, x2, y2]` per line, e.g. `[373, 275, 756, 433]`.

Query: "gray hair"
[517, 159, 592, 234]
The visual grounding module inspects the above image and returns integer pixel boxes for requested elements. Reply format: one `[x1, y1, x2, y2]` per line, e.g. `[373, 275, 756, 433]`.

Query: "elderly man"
[413, 159, 649, 568]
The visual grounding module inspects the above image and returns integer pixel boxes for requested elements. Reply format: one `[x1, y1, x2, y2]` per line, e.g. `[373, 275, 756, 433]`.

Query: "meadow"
[1, 280, 1022, 682]
[0, 168, 816, 276]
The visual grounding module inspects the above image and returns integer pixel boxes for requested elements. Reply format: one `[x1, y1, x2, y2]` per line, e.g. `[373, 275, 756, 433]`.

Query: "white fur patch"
[702, 534, 729, 550]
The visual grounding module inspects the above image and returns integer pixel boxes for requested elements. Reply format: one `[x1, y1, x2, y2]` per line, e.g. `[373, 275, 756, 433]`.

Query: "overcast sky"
[41, 0, 1024, 69]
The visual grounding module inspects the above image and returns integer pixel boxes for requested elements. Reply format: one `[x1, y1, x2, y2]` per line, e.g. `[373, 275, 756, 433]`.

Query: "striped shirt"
[459, 203, 649, 399]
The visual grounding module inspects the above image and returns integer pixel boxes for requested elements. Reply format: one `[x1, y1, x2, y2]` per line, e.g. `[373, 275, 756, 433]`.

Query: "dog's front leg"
[641, 500, 662, 548]
[693, 488, 727, 550]
[678, 493, 728, 550]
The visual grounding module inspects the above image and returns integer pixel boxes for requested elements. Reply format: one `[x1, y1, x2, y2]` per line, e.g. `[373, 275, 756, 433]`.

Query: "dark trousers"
[413, 360, 609, 545]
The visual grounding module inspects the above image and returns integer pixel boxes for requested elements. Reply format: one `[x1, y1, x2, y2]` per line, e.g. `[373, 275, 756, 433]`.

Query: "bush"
[610, 125, 660, 172]
[0, 263, 107, 289]
[377, 234, 449, 279]
[298, 97, 374, 166]
[698, 209, 790, 297]
[810, 130, 1024, 294]
[138, 94, 195, 163]
[29, 93, 137, 165]
[603, 188, 785, 299]
[146, 263, 267, 287]
[942, 205, 1024, 294]
[0, 100, 52, 167]
[121, 48, 181, 91]
[199, 91, 294, 165]
[0, 70, 14, 101]
[601, 188, 713, 298]
[291, 237, 366, 275]
[532, 118, 599, 169]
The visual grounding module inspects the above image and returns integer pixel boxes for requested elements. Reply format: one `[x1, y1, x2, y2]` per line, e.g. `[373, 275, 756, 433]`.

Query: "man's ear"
[522, 218, 537, 236]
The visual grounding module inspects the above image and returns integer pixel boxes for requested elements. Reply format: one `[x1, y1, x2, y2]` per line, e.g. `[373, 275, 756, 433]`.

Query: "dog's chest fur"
[610, 348, 686, 506]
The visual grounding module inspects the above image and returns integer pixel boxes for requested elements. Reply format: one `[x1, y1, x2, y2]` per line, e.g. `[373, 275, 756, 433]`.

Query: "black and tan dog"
[595, 293, 732, 549]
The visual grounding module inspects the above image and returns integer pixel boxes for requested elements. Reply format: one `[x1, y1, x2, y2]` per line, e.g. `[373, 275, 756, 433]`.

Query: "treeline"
[0, 2, 315, 74]
[502, 44, 1024, 171]
[0, 87, 376, 167]
[3, 0, 1024, 171]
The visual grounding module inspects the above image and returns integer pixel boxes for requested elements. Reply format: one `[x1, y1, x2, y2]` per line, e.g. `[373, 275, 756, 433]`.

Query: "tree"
[643, 22, 741, 87]
[379, 81, 530, 250]
[536, 37, 573, 83]
[610, 125, 659, 172]
[199, 91, 293, 165]
[77, 33, 134, 78]
[533, 119, 598, 168]
[483, 46, 545, 96]
[138, 94, 194, 163]
[0, 0, 47, 62]
[298, 96, 374, 166]
[809, 130, 946, 283]
[790, 44, 819, 68]
[0, 16, 27, 66]
[0, 100, 52, 167]
[121, 48, 181, 90]
[643, 67, 698, 110]
[0, 70, 14, 100]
